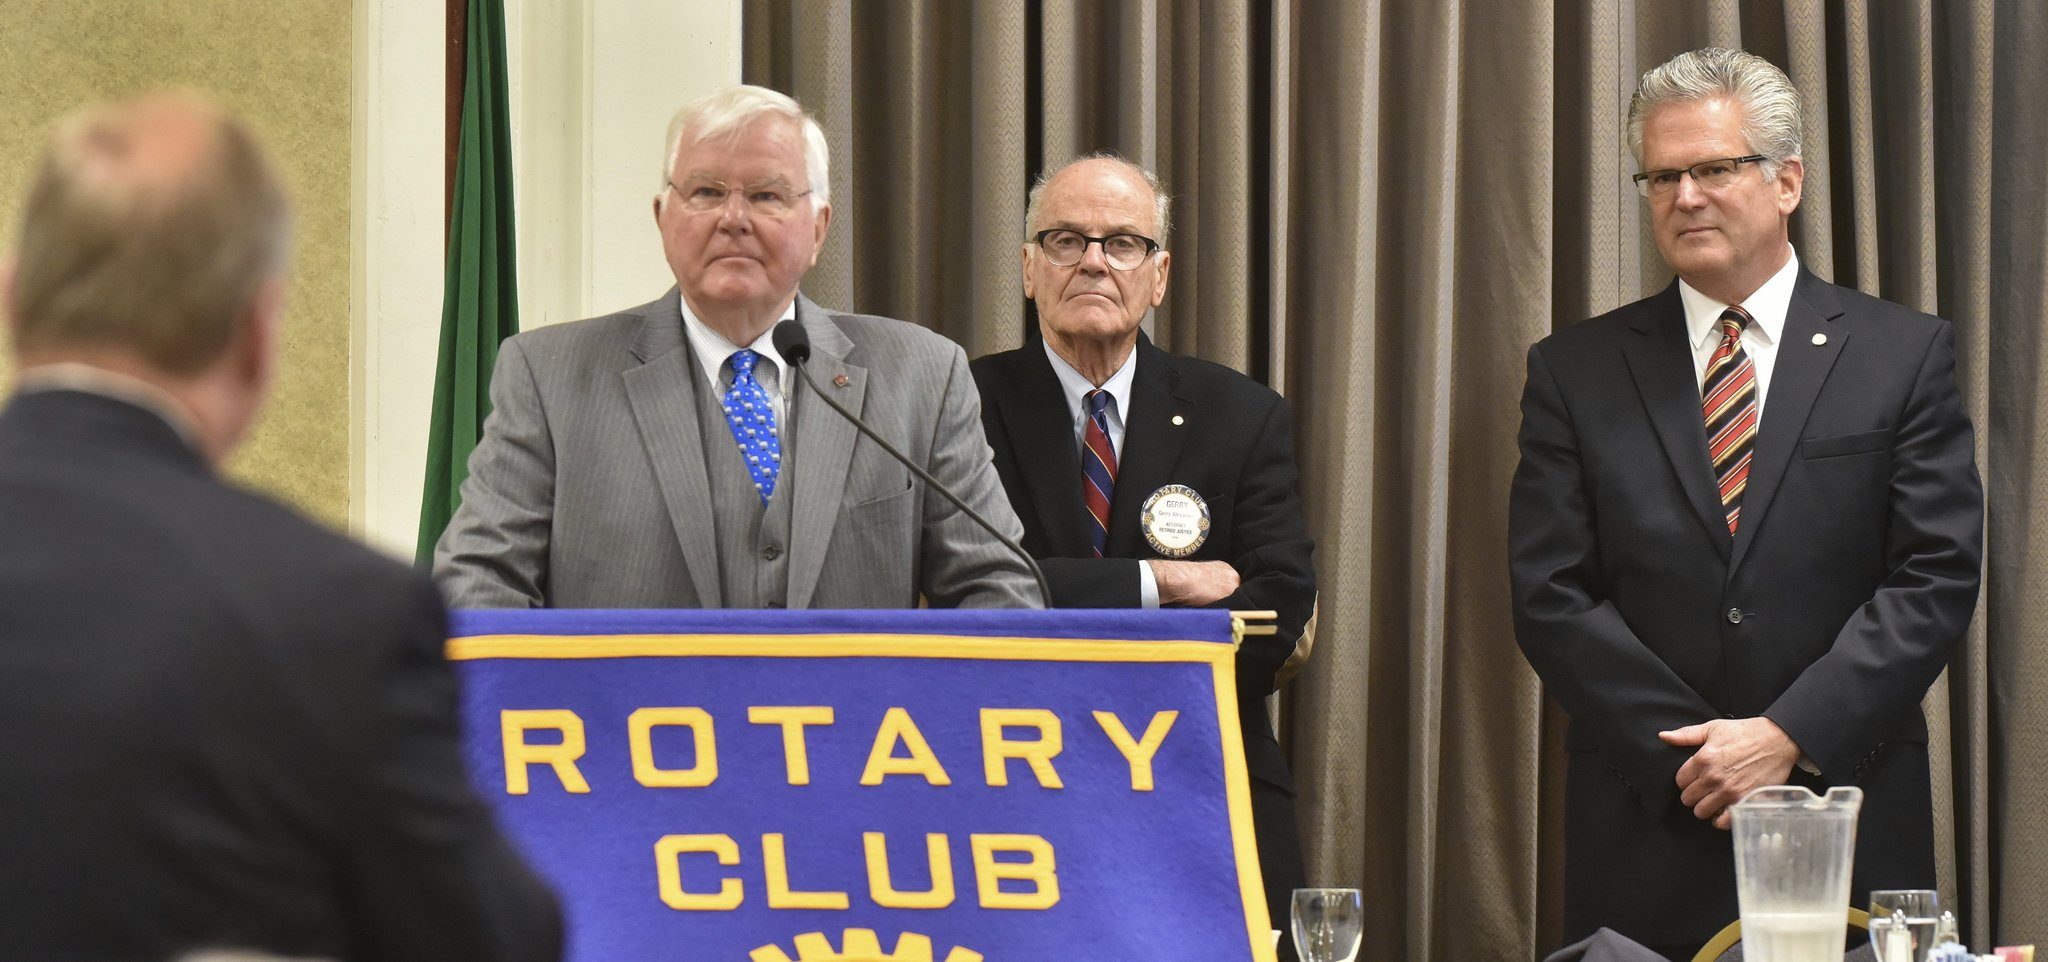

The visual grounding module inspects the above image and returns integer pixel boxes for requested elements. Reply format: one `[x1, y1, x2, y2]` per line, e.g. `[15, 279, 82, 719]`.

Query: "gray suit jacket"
[434, 292, 1038, 609]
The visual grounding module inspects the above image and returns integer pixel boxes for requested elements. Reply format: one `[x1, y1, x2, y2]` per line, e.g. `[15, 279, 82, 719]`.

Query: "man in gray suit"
[435, 85, 1037, 609]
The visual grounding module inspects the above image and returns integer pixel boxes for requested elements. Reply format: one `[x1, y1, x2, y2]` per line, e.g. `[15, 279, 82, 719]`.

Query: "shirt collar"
[14, 362, 204, 453]
[1042, 338, 1137, 428]
[678, 293, 797, 392]
[1679, 249, 1800, 350]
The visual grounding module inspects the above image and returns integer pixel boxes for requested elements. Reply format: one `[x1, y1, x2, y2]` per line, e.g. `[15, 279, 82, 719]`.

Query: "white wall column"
[350, 0, 445, 559]
[351, 0, 742, 558]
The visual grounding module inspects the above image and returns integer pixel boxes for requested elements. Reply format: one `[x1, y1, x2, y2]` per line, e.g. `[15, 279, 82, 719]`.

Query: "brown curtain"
[745, 1, 2048, 957]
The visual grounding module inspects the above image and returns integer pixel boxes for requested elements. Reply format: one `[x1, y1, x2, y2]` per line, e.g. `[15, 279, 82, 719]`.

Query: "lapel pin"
[1812, 333, 1827, 346]
[1171, 415, 1185, 426]
[833, 374, 850, 388]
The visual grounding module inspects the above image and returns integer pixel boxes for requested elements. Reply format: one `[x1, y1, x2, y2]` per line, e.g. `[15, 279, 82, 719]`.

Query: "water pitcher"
[1730, 785, 1864, 962]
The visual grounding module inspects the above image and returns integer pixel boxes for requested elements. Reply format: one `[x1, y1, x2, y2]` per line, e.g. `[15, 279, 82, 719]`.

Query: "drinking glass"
[1868, 889, 1940, 962]
[1290, 887, 1363, 962]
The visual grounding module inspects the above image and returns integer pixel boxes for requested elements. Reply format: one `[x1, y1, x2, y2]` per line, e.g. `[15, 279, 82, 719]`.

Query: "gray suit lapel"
[1620, 283, 1731, 559]
[620, 291, 723, 607]
[785, 295, 867, 608]
[1728, 271, 1847, 575]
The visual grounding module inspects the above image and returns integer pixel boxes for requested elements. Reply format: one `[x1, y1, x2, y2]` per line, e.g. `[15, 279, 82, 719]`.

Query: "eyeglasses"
[667, 178, 815, 217]
[1632, 155, 1769, 197]
[1033, 229, 1162, 271]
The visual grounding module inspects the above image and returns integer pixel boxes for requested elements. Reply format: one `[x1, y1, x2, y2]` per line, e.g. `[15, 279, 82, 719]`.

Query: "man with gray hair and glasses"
[1510, 48, 1981, 956]
[972, 154, 1316, 953]
[437, 84, 1037, 610]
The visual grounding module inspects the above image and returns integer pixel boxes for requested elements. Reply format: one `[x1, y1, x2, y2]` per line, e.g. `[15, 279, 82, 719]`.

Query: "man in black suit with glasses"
[972, 153, 1318, 954]
[1510, 48, 1982, 958]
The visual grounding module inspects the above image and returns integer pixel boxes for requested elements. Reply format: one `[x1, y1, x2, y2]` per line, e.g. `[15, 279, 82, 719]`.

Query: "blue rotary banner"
[449, 608, 1274, 962]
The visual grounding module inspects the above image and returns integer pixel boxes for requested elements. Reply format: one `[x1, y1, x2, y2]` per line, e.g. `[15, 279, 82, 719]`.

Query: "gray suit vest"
[693, 355, 795, 608]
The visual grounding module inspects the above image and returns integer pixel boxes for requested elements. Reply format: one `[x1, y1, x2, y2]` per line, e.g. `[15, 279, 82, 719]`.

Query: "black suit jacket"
[972, 335, 1316, 917]
[0, 389, 561, 962]
[1509, 271, 1983, 947]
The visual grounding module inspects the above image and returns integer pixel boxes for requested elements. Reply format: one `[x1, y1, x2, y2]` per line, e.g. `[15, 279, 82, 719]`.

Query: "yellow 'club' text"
[652, 831, 1060, 912]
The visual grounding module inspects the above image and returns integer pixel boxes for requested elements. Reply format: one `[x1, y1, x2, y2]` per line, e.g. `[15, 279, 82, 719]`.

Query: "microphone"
[771, 320, 1052, 608]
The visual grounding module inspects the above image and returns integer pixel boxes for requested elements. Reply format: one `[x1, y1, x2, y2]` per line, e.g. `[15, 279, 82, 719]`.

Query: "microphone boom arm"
[785, 359, 1054, 609]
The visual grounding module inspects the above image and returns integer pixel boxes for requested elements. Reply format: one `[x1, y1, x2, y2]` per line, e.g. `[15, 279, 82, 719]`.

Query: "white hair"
[1627, 47, 1803, 176]
[659, 84, 830, 207]
[1023, 151, 1172, 247]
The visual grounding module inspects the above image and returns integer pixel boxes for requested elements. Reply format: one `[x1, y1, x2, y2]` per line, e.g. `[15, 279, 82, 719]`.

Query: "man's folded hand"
[1659, 717, 1803, 830]
[1147, 559, 1240, 606]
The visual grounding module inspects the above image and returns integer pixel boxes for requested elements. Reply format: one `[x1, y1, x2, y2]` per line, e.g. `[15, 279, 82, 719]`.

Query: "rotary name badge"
[1141, 484, 1211, 558]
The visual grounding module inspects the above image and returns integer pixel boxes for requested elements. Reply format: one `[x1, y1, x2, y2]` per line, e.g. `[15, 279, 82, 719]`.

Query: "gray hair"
[1024, 151, 1172, 247]
[9, 91, 291, 376]
[659, 84, 830, 207]
[1626, 47, 1803, 174]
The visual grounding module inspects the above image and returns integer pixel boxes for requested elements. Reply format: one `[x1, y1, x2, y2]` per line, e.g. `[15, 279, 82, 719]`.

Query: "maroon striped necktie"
[1702, 306, 1758, 534]
[1081, 389, 1118, 557]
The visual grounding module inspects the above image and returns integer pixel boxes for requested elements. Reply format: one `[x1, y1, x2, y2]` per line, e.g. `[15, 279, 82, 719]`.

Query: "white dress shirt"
[680, 293, 797, 428]
[1679, 250, 1801, 422]
[1043, 339, 1160, 607]
[1679, 252, 1821, 774]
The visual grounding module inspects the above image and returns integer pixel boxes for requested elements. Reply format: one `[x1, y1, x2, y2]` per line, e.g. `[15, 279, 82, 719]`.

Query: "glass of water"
[1291, 887, 1363, 962]
[1869, 889, 1940, 962]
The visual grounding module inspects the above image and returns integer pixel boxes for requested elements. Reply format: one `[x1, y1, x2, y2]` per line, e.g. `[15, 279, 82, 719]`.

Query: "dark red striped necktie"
[1702, 306, 1758, 535]
[1080, 389, 1118, 557]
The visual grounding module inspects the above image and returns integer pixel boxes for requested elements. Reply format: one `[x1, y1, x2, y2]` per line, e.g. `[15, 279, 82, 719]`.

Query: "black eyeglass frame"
[1630, 154, 1770, 196]
[1032, 228, 1163, 270]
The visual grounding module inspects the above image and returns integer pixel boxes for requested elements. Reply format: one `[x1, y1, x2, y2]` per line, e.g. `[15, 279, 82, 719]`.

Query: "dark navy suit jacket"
[1509, 271, 1983, 946]
[973, 334, 1317, 926]
[0, 388, 561, 962]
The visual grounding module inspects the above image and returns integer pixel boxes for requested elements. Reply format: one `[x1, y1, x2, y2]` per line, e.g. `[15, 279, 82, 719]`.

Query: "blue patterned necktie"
[722, 349, 781, 504]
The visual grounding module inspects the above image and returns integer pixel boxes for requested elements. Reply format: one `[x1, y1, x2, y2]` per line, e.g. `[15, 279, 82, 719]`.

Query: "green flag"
[416, 0, 517, 565]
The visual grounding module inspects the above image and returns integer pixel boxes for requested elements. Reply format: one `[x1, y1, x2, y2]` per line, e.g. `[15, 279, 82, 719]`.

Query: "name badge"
[1141, 484, 1210, 558]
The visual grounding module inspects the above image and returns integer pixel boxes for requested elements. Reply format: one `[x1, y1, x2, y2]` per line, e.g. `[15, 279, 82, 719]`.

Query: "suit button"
[764, 545, 782, 561]
[1726, 608, 1744, 624]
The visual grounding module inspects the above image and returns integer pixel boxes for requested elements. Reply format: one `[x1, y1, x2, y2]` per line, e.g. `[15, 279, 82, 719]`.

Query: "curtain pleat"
[744, 2, 2047, 954]
[1938, 2, 1995, 942]
[966, 0, 1031, 358]
[1282, 0, 1384, 945]
[786, 0, 853, 312]
[1989, 0, 2048, 941]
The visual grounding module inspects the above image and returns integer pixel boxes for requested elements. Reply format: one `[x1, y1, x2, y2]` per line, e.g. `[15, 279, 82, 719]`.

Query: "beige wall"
[0, 1, 353, 526]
